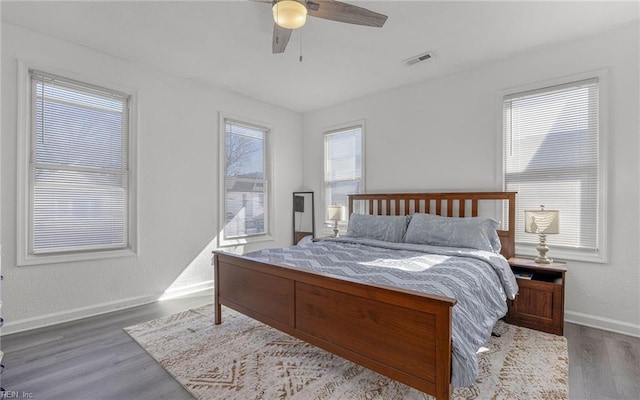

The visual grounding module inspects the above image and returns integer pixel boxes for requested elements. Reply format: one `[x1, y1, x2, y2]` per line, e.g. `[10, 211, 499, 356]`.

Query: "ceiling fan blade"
[272, 23, 293, 53]
[307, 0, 387, 27]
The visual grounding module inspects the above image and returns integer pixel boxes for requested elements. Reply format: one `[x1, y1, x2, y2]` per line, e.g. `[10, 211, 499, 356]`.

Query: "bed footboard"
[214, 252, 456, 400]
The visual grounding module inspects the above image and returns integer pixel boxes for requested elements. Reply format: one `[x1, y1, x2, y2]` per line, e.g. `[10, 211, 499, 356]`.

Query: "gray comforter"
[244, 237, 518, 387]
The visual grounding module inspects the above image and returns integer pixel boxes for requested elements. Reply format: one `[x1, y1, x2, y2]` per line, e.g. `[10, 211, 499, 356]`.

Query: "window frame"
[322, 121, 366, 235]
[498, 70, 608, 263]
[218, 113, 274, 247]
[16, 61, 138, 266]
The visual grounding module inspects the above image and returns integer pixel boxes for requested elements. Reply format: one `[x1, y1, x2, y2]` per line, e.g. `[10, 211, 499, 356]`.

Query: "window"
[220, 117, 271, 245]
[324, 124, 364, 228]
[18, 68, 135, 265]
[503, 77, 605, 262]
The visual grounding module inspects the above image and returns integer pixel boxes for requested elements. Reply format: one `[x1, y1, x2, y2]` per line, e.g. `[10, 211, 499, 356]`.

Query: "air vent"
[404, 51, 436, 66]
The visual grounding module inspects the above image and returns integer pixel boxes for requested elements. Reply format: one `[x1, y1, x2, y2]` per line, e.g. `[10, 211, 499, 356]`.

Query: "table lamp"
[525, 205, 559, 264]
[327, 205, 346, 237]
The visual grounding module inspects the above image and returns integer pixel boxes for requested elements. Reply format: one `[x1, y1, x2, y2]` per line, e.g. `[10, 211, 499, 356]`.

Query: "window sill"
[218, 234, 274, 248]
[18, 248, 137, 267]
[515, 243, 606, 264]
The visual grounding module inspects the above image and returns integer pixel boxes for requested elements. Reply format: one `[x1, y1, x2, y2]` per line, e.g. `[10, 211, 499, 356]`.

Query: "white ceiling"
[2, 1, 638, 113]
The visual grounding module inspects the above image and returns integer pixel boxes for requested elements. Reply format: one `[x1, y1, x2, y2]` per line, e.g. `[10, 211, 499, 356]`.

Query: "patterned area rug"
[124, 305, 568, 400]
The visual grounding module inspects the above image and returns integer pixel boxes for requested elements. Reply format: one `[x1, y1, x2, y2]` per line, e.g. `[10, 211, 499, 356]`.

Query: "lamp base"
[535, 233, 553, 264]
[333, 221, 340, 238]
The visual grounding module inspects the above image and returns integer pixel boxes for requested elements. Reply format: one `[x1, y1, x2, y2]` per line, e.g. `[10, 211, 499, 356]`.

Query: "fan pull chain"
[299, 29, 303, 62]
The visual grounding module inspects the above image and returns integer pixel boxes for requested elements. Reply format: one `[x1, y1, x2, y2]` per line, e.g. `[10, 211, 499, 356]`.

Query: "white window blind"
[223, 119, 269, 239]
[324, 126, 364, 220]
[29, 70, 130, 255]
[503, 78, 600, 257]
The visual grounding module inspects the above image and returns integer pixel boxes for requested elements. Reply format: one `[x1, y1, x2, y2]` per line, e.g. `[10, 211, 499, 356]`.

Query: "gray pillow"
[404, 213, 501, 253]
[346, 214, 409, 243]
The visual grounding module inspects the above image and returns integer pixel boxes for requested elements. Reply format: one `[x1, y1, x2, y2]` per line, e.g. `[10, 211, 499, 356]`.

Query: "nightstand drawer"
[506, 257, 566, 335]
[508, 279, 563, 334]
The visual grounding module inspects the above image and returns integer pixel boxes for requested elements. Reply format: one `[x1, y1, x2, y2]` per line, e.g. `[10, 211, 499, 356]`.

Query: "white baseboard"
[1, 294, 158, 336]
[159, 280, 214, 301]
[565, 311, 640, 338]
[1, 281, 216, 336]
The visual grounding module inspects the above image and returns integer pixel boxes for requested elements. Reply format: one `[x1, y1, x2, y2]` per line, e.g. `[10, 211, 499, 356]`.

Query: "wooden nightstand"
[294, 231, 313, 245]
[505, 257, 567, 336]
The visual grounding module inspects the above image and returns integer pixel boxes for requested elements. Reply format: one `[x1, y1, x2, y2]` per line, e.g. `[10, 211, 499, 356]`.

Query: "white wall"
[302, 22, 640, 337]
[1, 23, 303, 333]
[2, 19, 638, 339]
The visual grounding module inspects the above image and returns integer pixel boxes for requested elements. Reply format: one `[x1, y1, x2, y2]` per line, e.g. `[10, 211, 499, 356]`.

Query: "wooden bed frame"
[213, 192, 516, 400]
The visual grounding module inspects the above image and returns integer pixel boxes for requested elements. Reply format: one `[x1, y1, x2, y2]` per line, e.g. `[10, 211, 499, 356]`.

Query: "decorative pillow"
[403, 213, 501, 253]
[346, 214, 409, 243]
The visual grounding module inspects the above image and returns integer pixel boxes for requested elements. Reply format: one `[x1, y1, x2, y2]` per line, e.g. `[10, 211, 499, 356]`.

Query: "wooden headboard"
[348, 192, 516, 259]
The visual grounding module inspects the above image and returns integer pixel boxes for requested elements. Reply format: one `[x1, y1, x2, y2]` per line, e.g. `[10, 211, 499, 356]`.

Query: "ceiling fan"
[252, 0, 388, 54]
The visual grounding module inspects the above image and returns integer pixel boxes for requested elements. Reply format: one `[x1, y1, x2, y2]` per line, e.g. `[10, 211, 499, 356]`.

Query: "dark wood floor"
[566, 322, 640, 400]
[1, 291, 639, 399]
[0, 293, 211, 399]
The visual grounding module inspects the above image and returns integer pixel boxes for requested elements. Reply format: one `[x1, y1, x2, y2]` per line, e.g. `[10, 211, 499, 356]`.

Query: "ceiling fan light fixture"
[273, 0, 307, 30]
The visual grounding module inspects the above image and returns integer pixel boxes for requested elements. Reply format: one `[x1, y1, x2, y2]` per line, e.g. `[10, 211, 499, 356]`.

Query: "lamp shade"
[273, 0, 307, 29]
[525, 208, 559, 234]
[327, 205, 346, 221]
